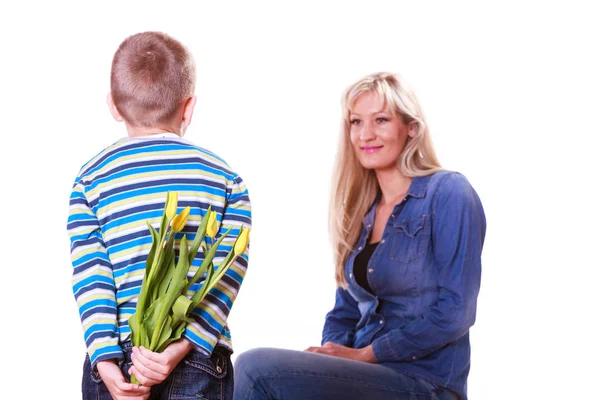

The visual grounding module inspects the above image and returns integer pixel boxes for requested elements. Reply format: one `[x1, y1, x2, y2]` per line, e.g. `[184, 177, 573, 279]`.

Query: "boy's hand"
[97, 360, 151, 400]
[129, 339, 194, 387]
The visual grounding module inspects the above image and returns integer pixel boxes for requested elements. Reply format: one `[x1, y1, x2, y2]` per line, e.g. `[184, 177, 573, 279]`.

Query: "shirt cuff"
[90, 346, 124, 371]
[371, 334, 403, 363]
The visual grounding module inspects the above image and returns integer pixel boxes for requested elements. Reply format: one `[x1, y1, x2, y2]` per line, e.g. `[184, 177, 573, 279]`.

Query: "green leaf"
[156, 320, 187, 353]
[157, 253, 176, 298]
[140, 326, 150, 348]
[152, 244, 174, 301]
[191, 251, 238, 310]
[159, 197, 170, 237]
[128, 313, 141, 347]
[145, 222, 160, 276]
[172, 295, 194, 323]
[190, 261, 213, 306]
[183, 226, 232, 293]
[152, 314, 173, 352]
[187, 205, 212, 265]
[149, 236, 191, 349]
[142, 296, 166, 336]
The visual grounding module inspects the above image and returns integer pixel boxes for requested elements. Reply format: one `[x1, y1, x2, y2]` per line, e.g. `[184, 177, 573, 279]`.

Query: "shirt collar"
[361, 173, 434, 226]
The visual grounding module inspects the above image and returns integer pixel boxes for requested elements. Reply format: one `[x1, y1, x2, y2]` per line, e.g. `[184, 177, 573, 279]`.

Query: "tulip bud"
[166, 192, 178, 220]
[206, 211, 218, 239]
[172, 206, 191, 232]
[234, 227, 250, 256]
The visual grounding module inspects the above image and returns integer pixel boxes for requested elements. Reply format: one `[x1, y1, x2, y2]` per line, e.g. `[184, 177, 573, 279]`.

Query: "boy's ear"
[107, 93, 124, 122]
[181, 96, 197, 130]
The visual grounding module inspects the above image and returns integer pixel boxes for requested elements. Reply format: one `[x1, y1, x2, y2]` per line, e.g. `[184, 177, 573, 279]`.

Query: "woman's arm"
[321, 286, 362, 347]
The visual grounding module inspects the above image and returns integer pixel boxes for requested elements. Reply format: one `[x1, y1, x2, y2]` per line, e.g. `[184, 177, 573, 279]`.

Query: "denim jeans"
[82, 343, 233, 400]
[233, 348, 459, 400]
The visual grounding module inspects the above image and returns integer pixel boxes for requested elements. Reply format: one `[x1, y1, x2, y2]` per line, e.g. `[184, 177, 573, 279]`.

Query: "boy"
[67, 32, 251, 400]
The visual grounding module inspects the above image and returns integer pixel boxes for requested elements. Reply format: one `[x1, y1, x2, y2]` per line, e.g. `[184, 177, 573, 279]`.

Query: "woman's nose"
[359, 123, 376, 141]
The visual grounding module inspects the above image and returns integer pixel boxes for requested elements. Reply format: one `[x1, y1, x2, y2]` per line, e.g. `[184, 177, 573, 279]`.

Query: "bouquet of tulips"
[128, 192, 249, 383]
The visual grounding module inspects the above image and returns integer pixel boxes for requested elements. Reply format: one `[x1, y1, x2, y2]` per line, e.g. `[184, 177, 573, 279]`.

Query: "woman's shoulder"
[427, 170, 474, 192]
[425, 170, 481, 206]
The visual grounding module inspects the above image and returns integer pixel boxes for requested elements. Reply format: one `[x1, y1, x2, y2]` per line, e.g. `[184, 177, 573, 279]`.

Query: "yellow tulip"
[206, 211, 218, 239]
[172, 206, 191, 232]
[234, 227, 250, 256]
[166, 192, 178, 220]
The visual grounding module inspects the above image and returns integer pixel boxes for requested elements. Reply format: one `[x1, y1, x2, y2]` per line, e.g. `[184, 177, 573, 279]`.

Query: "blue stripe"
[100, 180, 226, 207]
[74, 282, 115, 298]
[71, 251, 111, 268]
[73, 275, 116, 294]
[73, 259, 112, 276]
[88, 159, 229, 192]
[84, 324, 119, 341]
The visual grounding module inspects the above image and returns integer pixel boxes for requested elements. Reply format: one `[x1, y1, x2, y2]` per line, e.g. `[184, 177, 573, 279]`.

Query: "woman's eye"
[350, 119, 361, 125]
[376, 117, 389, 123]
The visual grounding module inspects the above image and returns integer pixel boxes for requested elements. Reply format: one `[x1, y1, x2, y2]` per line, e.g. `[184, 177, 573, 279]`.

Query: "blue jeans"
[82, 343, 233, 400]
[233, 348, 459, 400]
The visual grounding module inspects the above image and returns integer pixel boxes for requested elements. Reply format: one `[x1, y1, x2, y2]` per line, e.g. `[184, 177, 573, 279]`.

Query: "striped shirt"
[67, 133, 251, 368]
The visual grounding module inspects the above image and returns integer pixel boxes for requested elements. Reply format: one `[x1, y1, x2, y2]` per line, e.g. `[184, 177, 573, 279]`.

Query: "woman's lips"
[361, 146, 383, 154]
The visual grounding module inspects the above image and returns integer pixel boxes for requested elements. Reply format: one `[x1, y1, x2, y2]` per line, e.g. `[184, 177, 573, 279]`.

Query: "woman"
[234, 72, 486, 399]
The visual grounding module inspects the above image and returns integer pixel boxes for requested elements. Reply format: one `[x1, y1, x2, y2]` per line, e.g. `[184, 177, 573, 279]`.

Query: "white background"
[0, 1, 598, 399]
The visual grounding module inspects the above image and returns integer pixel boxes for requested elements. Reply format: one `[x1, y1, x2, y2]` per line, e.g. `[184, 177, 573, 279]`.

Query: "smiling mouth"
[361, 146, 383, 153]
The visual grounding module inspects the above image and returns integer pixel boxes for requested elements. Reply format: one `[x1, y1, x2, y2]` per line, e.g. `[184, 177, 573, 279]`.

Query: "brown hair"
[110, 32, 196, 128]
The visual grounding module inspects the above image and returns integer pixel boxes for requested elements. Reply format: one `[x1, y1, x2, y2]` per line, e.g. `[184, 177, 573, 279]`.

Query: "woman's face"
[349, 91, 415, 173]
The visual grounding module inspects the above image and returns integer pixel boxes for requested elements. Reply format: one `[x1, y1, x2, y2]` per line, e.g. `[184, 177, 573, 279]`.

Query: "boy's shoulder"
[75, 137, 129, 180]
[75, 136, 237, 182]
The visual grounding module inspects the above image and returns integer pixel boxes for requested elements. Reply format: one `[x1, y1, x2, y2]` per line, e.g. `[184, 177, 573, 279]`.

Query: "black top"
[353, 242, 379, 294]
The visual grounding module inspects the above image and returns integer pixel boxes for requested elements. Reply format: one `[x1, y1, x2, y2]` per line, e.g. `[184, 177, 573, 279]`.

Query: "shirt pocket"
[390, 214, 428, 263]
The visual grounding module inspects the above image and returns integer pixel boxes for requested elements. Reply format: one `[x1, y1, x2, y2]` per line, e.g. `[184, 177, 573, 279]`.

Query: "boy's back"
[67, 32, 250, 400]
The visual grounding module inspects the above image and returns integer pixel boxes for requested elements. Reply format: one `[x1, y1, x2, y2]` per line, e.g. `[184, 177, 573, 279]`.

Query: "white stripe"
[69, 204, 91, 212]
[187, 321, 218, 343]
[111, 248, 149, 265]
[71, 242, 105, 258]
[82, 312, 117, 327]
[78, 289, 116, 305]
[96, 171, 225, 198]
[97, 194, 225, 220]
[72, 264, 112, 284]
[87, 336, 120, 354]
[85, 151, 224, 182]
[68, 224, 96, 235]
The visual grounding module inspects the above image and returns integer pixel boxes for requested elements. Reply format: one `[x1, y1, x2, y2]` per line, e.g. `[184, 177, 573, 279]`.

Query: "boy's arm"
[68, 178, 122, 369]
[184, 173, 252, 355]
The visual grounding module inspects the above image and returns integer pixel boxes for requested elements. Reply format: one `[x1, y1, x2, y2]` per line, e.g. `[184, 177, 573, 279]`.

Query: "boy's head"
[109, 32, 196, 132]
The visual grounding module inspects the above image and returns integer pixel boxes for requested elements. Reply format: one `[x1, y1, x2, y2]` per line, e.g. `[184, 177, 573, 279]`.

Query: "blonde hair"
[110, 32, 196, 128]
[329, 72, 442, 287]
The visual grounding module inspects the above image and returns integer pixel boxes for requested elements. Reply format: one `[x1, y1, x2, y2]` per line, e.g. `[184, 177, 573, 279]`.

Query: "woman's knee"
[235, 347, 285, 375]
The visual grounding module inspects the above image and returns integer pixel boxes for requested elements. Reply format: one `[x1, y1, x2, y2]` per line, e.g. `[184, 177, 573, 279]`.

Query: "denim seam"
[267, 375, 281, 396]
[392, 370, 452, 396]
[183, 358, 226, 378]
[167, 369, 177, 400]
[443, 341, 458, 388]
[431, 172, 455, 217]
[256, 372, 439, 396]
[385, 334, 401, 360]
[390, 216, 427, 264]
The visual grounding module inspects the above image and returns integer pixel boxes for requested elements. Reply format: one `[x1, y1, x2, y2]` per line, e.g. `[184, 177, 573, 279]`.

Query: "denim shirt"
[322, 171, 486, 400]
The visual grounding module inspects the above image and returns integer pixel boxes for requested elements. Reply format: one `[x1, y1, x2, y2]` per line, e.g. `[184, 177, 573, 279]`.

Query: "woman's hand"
[97, 360, 151, 400]
[305, 342, 377, 363]
[129, 339, 194, 387]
